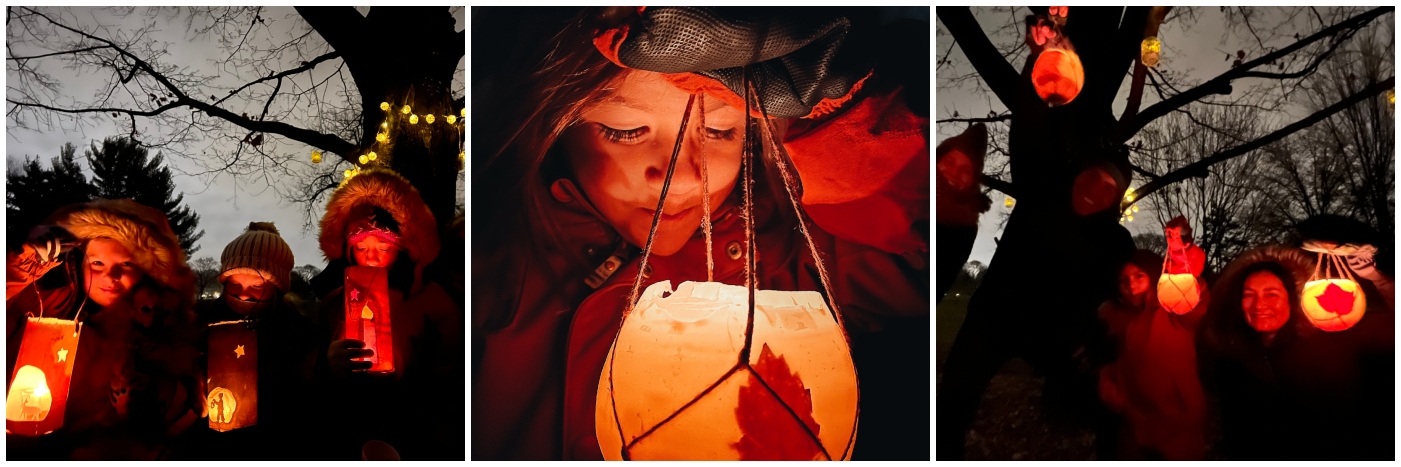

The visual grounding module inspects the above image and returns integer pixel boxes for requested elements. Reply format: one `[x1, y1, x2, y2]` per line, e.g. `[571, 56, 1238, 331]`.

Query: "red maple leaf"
[732, 343, 825, 460]
[1317, 282, 1357, 316]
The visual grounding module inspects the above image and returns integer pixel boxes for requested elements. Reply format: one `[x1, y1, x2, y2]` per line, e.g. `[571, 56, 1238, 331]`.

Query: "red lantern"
[596, 281, 859, 460]
[1158, 222, 1205, 314]
[1071, 164, 1125, 216]
[207, 320, 257, 431]
[1300, 245, 1367, 332]
[5, 318, 82, 436]
[345, 266, 393, 373]
[1031, 44, 1084, 106]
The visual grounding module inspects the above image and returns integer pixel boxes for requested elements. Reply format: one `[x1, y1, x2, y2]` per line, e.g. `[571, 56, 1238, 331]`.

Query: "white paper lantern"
[596, 281, 858, 460]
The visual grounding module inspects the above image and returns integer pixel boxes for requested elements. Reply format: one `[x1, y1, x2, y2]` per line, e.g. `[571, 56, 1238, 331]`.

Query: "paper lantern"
[596, 281, 858, 460]
[345, 266, 393, 373]
[1141, 36, 1161, 67]
[207, 320, 258, 431]
[1071, 165, 1123, 216]
[1300, 250, 1366, 332]
[1158, 224, 1205, 314]
[1031, 47, 1084, 106]
[5, 318, 82, 436]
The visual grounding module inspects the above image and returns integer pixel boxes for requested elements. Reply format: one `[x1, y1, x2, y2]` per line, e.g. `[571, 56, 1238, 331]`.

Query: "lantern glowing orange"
[345, 266, 393, 373]
[1158, 223, 1205, 314]
[1071, 165, 1124, 216]
[207, 320, 258, 431]
[596, 281, 858, 460]
[5, 318, 81, 436]
[1032, 48, 1084, 106]
[1300, 249, 1367, 332]
[1141, 36, 1161, 67]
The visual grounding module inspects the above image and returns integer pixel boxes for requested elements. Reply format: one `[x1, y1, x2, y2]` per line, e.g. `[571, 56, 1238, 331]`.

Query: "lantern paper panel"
[1157, 274, 1200, 315]
[207, 321, 258, 432]
[5, 317, 81, 437]
[596, 281, 858, 461]
[1141, 36, 1161, 67]
[345, 266, 394, 374]
[1032, 48, 1084, 107]
[1301, 279, 1366, 332]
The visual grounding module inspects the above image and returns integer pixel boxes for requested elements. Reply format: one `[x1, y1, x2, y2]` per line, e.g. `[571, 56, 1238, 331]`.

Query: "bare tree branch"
[937, 6, 1023, 109]
[937, 112, 1013, 124]
[981, 174, 1016, 197]
[1115, 6, 1392, 143]
[1136, 76, 1393, 203]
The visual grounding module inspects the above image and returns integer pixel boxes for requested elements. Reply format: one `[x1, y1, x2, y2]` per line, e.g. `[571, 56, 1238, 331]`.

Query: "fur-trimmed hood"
[45, 199, 197, 306]
[319, 169, 440, 288]
[1204, 245, 1317, 343]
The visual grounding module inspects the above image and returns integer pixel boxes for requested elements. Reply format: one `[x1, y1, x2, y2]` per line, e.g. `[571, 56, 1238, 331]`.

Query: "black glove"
[597, 7, 880, 118]
[26, 225, 78, 263]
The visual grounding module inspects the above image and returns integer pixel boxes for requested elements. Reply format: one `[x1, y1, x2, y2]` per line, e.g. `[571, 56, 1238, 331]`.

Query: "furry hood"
[45, 199, 196, 305]
[1204, 245, 1317, 342]
[319, 169, 440, 286]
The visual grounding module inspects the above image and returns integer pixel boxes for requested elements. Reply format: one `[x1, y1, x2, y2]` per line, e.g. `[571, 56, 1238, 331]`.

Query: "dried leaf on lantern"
[732, 343, 825, 461]
[1317, 282, 1356, 315]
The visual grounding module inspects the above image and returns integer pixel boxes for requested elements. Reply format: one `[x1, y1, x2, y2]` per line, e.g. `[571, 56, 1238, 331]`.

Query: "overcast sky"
[935, 7, 1377, 266]
[6, 7, 465, 268]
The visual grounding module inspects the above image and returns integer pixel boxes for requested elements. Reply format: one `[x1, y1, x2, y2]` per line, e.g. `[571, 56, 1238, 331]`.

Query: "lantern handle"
[624, 93, 698, 313]
[697, 94, 715, 283]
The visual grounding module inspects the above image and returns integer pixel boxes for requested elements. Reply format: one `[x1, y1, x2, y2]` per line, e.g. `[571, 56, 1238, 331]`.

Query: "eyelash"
[596, 125, 738, 143]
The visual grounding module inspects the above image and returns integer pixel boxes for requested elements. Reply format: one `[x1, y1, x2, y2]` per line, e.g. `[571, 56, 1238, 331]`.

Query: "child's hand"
[328, 339, 374, 376]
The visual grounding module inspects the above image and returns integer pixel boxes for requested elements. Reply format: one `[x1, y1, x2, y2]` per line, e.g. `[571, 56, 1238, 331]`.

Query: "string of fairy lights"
[310, 100, 466, 184]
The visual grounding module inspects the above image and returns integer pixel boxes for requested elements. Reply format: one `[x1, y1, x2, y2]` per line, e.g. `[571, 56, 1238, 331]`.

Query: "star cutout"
[57, 348, 68, 363]
[349, 288, 360, 302]
[235, 345, 245, 358]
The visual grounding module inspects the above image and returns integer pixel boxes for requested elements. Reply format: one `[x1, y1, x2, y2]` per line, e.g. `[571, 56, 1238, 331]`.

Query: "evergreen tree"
[86, 137, 206, 255]
[5, 143, 96, 249]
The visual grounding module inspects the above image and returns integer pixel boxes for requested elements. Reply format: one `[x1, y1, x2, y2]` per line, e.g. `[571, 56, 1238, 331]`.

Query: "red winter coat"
[472, 91, 929, 460]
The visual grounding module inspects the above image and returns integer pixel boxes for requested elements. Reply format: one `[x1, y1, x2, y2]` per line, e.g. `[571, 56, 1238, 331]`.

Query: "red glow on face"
[937, 150, 976, 190]
[1072, 167, 1118, 216]
[1032, 49, 1084, 106]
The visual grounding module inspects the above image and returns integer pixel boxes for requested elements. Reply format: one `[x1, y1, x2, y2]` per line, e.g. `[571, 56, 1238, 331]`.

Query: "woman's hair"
[1210, 261, 1303, 339]
[473, 7, 626, 254]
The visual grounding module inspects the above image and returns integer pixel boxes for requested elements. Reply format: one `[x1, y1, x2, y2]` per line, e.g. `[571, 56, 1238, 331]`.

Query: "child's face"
[83, 238, 145, 307]
[352, 236, 400, 268]
[562, 70, 745, 256]
[224, 273, 274, 302]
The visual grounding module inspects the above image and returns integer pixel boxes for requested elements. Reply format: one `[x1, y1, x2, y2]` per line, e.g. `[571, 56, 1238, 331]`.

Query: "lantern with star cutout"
[5, 317, 82, 436]
[1300, 243, 1367, 332]
[345, 266, 394, 374]
[595, 281, 858, 460]
[207, 320, 258, 431]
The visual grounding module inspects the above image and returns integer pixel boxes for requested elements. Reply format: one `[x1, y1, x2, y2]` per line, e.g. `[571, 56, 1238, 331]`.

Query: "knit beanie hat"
[219, 222, 295, 292]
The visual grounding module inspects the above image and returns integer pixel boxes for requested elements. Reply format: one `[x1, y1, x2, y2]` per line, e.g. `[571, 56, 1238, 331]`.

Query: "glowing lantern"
[1158, 219, 1206, 314]
[596, 281, 858, 460]
[1072, 164, 1125, 216]
[1141, 36, 1161, 67]
[379, 102, 390, 111]
[207, 320, 257, 431]
[5, 318, 81, 436]
[1031, 46, 1084, 106]
[425, 114, 435, 124]
[311, 151, 322, 164]
[1300, 246, 1366, 332]
[345, 266, 393, 373]
[446, 115, 456, 125]
[1004, 197, 1015, 209]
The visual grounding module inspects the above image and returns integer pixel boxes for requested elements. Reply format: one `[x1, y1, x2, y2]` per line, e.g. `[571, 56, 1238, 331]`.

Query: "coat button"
[726, 241, 743, 260]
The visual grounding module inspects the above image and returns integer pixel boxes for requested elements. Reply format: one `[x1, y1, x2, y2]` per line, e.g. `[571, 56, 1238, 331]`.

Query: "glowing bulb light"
[1141, 36, 1161, 68]
[358, 155, 369, 165]
[311, 151, 322, 164]
[401, 105, 411, 115]
[376, 133, 388, 143]
[409, 114, 419, 125]
[425, 114, 435, 124]
[368, 152, 377, 161]
[446, 115, 457, 125]
[380, 102, 390, 111]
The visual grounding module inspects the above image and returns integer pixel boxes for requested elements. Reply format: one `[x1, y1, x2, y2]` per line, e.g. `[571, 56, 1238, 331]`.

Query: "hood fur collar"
[319, 169, 440, 287]
[46, 199, 196, 307]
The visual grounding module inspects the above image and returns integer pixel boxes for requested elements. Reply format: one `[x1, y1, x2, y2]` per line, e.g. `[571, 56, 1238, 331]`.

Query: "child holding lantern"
[172, 222, 319, 460]
[314, 168, 461, 460]
[4, 199, 202, 460]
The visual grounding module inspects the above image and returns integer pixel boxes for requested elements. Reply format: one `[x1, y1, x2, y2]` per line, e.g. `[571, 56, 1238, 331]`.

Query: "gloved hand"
[1346, 244, 1385, 282]
[328, 339, 374, 377]
[26, 224, 78, 263]
[593, 6, 878, 119]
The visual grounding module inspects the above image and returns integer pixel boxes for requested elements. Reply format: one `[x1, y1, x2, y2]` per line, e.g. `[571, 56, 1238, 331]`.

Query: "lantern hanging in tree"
[207, 320, 257, 432]
[596, 281, 859, 461]
[5, 317, 82, 436]
[1029, 17, 1083, 107]
[1158, 218, 1205, 315]
[1141, 36, 1162, 67]
[345, 266, 393, 373]
[1300, 243, 1367, 332]
[1072, 162, 1126, 216]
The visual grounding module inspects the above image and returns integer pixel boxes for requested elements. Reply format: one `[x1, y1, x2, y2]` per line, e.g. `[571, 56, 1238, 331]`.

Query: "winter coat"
[310, 169, 464, 461]
[5, 199, 201, 460]
[1198, 245, 1394, 460]
[169, 297, 318, 460]
[1098, 274, 1209, 460]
